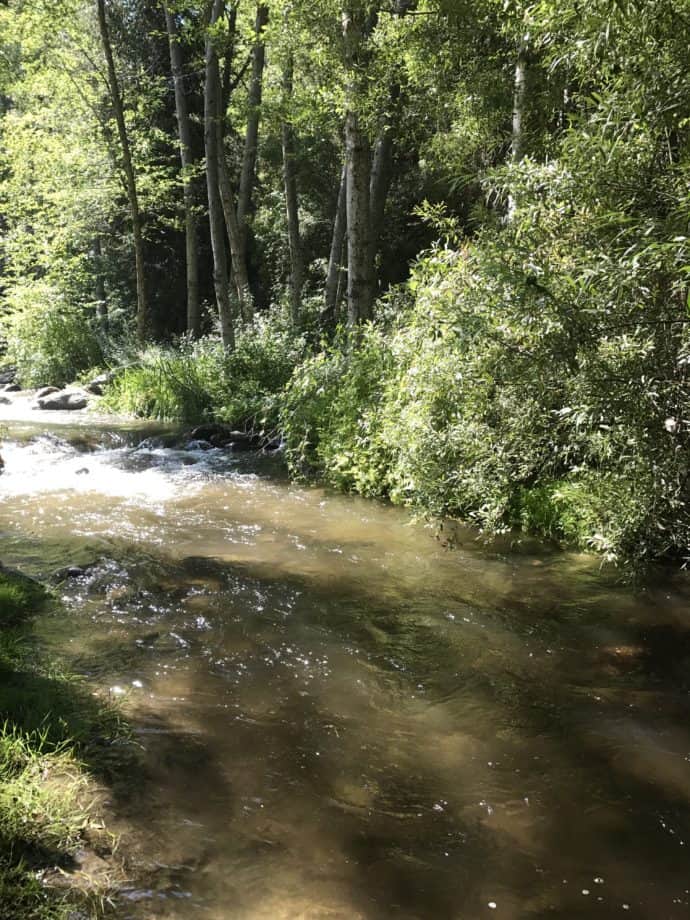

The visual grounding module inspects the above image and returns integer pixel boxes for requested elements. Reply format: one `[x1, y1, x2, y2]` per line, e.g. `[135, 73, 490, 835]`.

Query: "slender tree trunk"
[93, 236, 108, 331]
[204, 0, 234, 349]
[217, 140, 251, 321]
[345, 110, 374, 324]
[369, 85, 398, 283]
[508, 43, 528, 219]
[165, 6, 200, 338]
[281, 56, 302, 329]
[237, 3, 268, 275]
[512, 44, 528, 162]
[369, 128, 393, 251]
[324, 163, 347, 323]
[342, 4, 375, 325]
[96, 0, 147, 342]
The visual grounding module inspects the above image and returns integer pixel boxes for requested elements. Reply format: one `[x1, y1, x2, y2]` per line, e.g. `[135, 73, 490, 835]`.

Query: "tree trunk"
[93, 236, 108, 331]
[511, 44, 528, 162]
[281, 56, 302, 329]
[164, 6, 201, 338]
[217, 138, 251, 322]
[204, 0, 234, 349]
[369, 84, 398, 283]
[324, 163, 347, 323]
[508, 43, 528, 219]
[96, 0, 147, 343]
[237, 3, 268, 274]
[342, 4, 375, 325]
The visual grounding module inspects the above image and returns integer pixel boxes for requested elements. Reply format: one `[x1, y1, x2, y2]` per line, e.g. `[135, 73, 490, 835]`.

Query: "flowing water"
[1, 412, 690, 919]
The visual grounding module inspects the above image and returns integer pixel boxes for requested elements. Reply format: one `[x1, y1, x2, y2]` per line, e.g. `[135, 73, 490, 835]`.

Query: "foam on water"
[0, 435, 242, 505]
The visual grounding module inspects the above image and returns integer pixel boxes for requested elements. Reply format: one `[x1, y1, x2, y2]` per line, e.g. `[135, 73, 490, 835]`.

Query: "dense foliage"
[1, 0, 689, 566]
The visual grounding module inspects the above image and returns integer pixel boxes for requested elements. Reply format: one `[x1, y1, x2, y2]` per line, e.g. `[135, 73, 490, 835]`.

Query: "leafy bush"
[281, 328, 394, 493]
[2, 282, 104, 387]
[281, 216, 690, 566]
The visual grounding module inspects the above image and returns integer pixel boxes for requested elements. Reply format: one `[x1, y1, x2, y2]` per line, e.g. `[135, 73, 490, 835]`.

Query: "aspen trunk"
[217, 139, 251, 322]
[512, 44, 528, 162]
[508, 44, 528, 219]
[165, 6, 201, 338]
[342, 4, 375, 325]
[345, 110, 374, 325]
[281, 56, 302, 329]
[324, 164, 347, 322]
[96, 0, 147, 342]
[93, 236, 108, 331]
[369, 116, 395, 287]
[204, 0, 234, 349]
[237, 3, 268, 276]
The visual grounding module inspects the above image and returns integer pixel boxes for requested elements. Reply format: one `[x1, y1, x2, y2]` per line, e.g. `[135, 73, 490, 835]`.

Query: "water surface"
[1, 416, 689, 918]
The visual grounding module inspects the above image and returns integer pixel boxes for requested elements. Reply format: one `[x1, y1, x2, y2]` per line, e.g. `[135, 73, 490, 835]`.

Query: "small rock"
[3, 383, 20, 392]
[0, 395, 11, 405]
[75, 467, 90, 475]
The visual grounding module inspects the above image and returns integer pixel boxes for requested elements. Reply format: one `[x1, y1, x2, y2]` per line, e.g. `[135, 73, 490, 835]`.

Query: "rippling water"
[1, 416, 690, 918]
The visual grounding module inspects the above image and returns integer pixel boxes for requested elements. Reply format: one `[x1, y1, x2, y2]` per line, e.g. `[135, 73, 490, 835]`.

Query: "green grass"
[0, 569, 131, 918]
[0, 568, 47, 625]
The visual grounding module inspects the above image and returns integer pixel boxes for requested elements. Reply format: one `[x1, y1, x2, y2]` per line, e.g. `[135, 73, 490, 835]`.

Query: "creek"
[1, 413, 690, 918]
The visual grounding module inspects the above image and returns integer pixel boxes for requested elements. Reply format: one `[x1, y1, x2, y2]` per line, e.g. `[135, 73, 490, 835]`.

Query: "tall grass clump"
[103, 310, 306, 431]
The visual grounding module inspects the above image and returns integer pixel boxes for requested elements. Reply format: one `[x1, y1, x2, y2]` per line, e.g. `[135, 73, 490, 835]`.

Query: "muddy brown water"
[1, 414, 690, 918]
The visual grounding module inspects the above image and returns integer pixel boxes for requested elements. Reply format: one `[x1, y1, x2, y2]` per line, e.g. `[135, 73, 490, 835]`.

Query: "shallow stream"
[1, 414, 690, 918]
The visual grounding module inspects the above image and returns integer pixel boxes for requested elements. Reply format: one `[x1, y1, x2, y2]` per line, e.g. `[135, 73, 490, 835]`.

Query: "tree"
[342, 1, 376, 325]
[96, 0, 148, 342]
[236, 1, 268, 316]
[281, 53, 302, 328]
[165, 4, 201, 337]
[204, 0, 235, 349]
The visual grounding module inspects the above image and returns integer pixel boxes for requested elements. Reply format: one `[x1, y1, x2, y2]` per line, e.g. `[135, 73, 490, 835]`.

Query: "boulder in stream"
[37, 389, 90, 411]
[3, 382, 21, 392]
[36, 385, 61, 399]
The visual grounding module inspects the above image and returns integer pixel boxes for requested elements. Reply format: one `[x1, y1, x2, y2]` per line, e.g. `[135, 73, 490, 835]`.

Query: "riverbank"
[0, 566, 131, 919]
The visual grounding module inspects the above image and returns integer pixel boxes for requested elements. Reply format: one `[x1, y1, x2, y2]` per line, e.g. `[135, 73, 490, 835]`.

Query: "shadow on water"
[18, 544, 688, 919]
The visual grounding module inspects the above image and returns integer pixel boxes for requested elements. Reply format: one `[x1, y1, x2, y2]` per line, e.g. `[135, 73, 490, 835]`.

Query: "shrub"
[2, 282, 104, 387]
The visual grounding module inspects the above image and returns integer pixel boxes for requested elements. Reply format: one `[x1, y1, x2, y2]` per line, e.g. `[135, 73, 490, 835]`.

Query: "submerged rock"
[37, 389, 90, 411]
[188, 424, 260, 450]
[185, 439, 213, 451]
[0, 395, 11, 405]
[52, 564, 93, 582]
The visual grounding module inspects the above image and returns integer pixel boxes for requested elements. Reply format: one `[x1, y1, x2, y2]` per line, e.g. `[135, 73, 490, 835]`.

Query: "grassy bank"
[0, 567, 128, 919]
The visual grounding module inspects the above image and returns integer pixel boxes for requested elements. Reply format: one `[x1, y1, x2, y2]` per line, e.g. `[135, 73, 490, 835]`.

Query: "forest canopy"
[1, 0, 689, 567]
